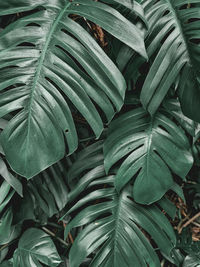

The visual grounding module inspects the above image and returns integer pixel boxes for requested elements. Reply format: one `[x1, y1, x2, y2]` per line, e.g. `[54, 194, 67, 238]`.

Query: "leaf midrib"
[26, 2, 71, 145]
[145, 117, 154, 176]
[113, 192, 123, 265]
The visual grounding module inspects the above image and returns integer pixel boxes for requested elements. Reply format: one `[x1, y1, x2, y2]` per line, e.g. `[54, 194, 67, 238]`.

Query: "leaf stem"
[42, 227, 69, 247]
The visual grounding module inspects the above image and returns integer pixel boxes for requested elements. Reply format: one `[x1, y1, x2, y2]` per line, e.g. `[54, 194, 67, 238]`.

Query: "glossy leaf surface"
[0, 0, 146, 178]
[140, 0, 200, 122]
[0, 208, 21, 246]
[62, 143, 177, 267]
[104, 108, 193, 204]
[13, 228, 61, 267]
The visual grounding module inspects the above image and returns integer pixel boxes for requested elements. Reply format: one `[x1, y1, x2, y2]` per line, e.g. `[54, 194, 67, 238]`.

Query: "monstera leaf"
[61, 144, 178, 267]
[13, 228, 61, 267]
[104, 107, 193, 204]
[140, 0, 200, 122]
[0, 0, 147, 179]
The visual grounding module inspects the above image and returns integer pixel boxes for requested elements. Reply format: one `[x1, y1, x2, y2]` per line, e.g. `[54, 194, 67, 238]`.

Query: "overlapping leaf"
[0, 119, 22, 196]
[0, 0, 147, 178]
[27, 160, 69, 218]
[0, 208, 21, 246]
[104, 107, 193, 204]
[13, 228, 61, 267]
[62, 143, 178, 267]
[15, 160, 69, 223]
[140, 0, 200, 122]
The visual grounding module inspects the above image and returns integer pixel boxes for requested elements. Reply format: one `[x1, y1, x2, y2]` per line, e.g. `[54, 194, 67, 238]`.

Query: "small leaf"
[13, 228, 61, 267]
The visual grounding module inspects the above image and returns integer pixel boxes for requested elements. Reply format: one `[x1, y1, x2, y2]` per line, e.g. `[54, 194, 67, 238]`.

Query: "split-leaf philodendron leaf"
[104, 107, 193, 204]
[0, 0, 147, 178]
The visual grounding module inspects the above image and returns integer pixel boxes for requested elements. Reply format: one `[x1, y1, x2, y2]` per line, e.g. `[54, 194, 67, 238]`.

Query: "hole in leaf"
[189, 38, 200, 45]
[17, 42, 36, 47]
[25, 22, 40, 27]
[160, 27, 175, 45]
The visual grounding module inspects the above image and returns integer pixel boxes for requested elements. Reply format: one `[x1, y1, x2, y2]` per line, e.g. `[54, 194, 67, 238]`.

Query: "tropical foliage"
[0, 0, 200, 266]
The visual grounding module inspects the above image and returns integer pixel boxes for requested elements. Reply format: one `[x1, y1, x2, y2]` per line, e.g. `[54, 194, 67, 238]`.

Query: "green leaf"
[0, 260, 13, 267]
[183, 255, 200, 267]
[28, 161, 69, 217]
[62, 144, 177, 267]
[0, 208, 21, 246]
[0, 247, 8, 264]
[104, 107, 193, 204]
[163, 99, 196, 137]
[0, 181, 14, 213]
[140, 0, 200, 122]
[0, 158, 22, 197]
[0, 0, 146, 178]
[13, 228, 61, 267]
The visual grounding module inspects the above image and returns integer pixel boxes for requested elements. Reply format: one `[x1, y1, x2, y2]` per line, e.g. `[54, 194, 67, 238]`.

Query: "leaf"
[0, 0, 146, 178]
[27, 161, 69, 217]
[104, 107, 193, 204]
[15, 160, 69, 223]
[0, 158, 22, 196]
[13, 228, 61, 267]
[0, 181, 14, 213]
[0, 260, 13, 267]
[140, 0, 200, 122]
[162, 99, 196, 137]
[61, 145, 177, 267]
[183, 255, 200, 267]
[68, 140, 104, 185]
[0, 247, 9, 264]
[0, 208, 21, 246]
[0, 118, 22, 195]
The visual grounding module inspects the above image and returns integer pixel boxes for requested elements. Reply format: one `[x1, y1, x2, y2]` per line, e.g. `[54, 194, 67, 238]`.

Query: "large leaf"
[61, 145, 177, 267]
[140, 0, 200, 122]
[104, 107, 193, 204]
[0, 260, 13, 267]
[0, 0, 146, 178]
[13, 228, 61, 267]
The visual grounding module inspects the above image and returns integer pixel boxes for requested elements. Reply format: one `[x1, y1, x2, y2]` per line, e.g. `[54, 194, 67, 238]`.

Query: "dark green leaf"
[13, 228, 61, 267]
[104, 108, 193, 204]
[0, 0, 146, 178]
[61, 144, 177, 267]
[0, 208, 21, 246]
[140, 0, 200, 122]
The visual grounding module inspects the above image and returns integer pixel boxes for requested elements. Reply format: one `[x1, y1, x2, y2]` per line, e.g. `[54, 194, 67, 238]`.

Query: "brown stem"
[179, 212, 200, 233]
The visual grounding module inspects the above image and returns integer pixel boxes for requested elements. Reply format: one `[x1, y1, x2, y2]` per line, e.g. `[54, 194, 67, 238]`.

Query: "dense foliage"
[0, 0, 200, 266]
